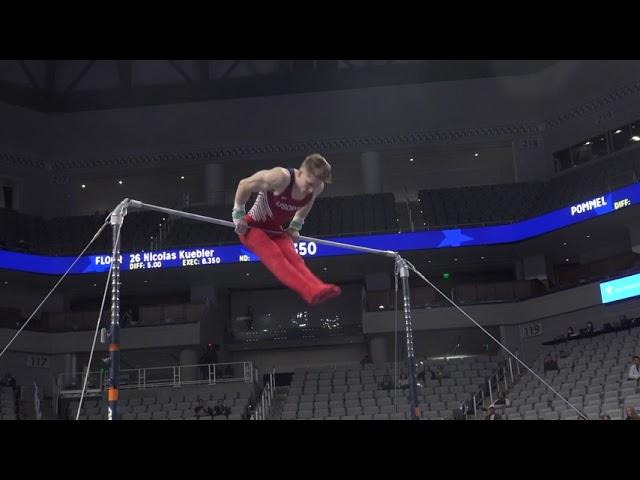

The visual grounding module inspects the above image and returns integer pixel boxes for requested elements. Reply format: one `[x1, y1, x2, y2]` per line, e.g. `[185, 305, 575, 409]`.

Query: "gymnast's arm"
[232, 167, 289, 234]
[285, 183, 325, 241]
[234, 167, 289, 208]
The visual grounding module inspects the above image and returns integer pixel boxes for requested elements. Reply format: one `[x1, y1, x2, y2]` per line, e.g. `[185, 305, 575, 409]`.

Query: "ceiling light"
[378, 305, 384, 310]
[584, 141, 592, 146]
[481, 256, 485, 260]
[81, 184, 86, 189]
[562, 242, 567, 246]
[323, 267, 327, 271]
[118, 180, 123, 185]
[180, 176, 185, 180]
[246, 273, 250, 276]
[474, 153, 479, 157]
[586, 234, 590, 238]
[615, 129, 622, 134]
[92, 283, 97, 287]
[454, 258, 458, 262]
[409, 158, 414, 162]
[632, 136, 640, 142]
[565, 258, 569, 262]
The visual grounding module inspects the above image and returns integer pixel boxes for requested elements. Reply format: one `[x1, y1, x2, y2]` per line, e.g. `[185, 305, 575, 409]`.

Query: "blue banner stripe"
[1, 183, 637, 275]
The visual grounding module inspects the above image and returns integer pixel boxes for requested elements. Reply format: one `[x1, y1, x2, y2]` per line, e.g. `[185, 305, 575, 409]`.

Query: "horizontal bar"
[127, 199, 398, 258]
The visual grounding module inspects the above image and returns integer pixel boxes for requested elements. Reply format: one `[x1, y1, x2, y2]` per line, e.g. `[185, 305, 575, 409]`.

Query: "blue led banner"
[1, 182, 638, 275]
[600, 273, 640, 304]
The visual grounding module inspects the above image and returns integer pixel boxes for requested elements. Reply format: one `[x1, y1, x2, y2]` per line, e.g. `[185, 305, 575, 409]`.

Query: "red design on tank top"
[247, 168, 312, 227]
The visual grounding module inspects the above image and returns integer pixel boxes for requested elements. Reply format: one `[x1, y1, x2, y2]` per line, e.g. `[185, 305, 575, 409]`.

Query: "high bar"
[126, 199, 398, 258]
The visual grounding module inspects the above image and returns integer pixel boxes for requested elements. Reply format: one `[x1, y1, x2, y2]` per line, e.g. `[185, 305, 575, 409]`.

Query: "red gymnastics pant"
[238, 221, 339, 305]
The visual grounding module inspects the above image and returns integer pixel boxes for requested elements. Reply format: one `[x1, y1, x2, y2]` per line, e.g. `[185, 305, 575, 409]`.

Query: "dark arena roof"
[0, 60, 558, 112]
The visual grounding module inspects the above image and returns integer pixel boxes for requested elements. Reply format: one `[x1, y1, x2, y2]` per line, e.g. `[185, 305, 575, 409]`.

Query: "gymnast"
[232, 154, 341, 305]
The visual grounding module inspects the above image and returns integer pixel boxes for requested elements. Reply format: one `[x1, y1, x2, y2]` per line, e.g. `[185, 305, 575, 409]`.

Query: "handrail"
[57, 361, 253, 397]
[470, 357, 521, 418]
[251, 367, 276, 420]
[508, 357, 514, 383]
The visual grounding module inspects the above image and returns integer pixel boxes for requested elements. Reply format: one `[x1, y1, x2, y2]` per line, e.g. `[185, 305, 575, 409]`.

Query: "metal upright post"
[107, 200, 128, 420]
[396, 255, 420, 420]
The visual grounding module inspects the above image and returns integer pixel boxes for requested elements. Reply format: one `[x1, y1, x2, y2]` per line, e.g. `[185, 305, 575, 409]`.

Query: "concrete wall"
[230, 341, 367, 373]
[539, 61, 640, 159]
[0, 323, 201, 355]
[364, 281, 640, 364]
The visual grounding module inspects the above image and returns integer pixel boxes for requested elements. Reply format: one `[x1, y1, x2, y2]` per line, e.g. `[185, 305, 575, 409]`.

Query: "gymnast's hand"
[232, 208, 248, 235]
[285, 219, 303, 242]
[284, 227, 299, 242]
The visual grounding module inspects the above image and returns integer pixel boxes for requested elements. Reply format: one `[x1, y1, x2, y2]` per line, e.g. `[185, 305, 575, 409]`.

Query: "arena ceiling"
[0, 60, 558, 113]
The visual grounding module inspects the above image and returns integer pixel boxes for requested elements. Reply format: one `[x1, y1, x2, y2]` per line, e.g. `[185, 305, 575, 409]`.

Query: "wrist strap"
[232, 208, 246, 221]
[289, 219, 303, 231]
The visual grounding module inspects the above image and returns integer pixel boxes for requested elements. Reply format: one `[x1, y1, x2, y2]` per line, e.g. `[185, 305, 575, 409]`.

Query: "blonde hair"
[301, 153, 332, 184]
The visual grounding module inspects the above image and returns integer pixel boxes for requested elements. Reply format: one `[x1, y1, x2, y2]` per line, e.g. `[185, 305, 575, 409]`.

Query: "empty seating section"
[68, 383, 253, 420]
[419, 182, 546, 227]
[0, 386, 17, 420]
[0, 209, 47, 253]
[0, 209, 163, 255]
[167, 194, 399, 244]
[282, 356, 499, 420]
[295, 193, 397, 237]
[499, 328, 640, 420]
[0, 194, 399, 255]
[164, 204, 237, 248]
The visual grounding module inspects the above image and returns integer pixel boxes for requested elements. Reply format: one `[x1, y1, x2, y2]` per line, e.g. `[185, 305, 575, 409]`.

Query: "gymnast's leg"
[239, 227, 319, 304]
[272, 234, 341, 304]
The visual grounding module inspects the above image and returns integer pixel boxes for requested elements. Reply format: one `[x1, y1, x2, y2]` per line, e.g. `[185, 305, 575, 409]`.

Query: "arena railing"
[56, 361, 253, 398]
[470, 352, 521, 418]
[251, 367, 275, 420]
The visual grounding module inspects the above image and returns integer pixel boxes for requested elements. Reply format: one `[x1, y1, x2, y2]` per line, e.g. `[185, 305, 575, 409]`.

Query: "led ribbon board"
[1, 182, 638, 275]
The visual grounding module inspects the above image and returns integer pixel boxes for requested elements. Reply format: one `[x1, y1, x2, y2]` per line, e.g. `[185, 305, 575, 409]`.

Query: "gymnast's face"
[297, 167, 323, 196]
